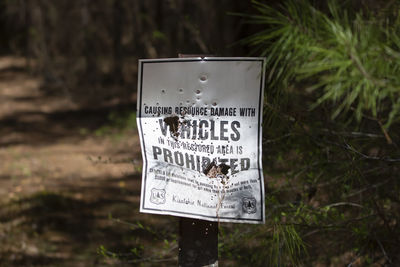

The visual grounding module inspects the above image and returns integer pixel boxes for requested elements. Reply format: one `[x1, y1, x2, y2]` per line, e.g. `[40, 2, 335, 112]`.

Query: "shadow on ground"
[0, 103, 137, 147]
[0, 173, 177, 266]
[0, 57, 177, 266]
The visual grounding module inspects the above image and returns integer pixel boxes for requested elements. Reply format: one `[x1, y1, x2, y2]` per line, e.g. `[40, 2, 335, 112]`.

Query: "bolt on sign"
[137, 57, 266, 224]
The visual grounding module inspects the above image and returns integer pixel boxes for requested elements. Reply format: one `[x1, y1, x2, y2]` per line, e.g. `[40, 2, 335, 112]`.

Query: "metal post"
[178, 54, 218, 267]
[179, 218, 218, 266]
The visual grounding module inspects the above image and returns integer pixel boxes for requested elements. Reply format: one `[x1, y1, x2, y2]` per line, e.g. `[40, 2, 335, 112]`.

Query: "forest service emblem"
[242, 197, 257, 214]
[150, 188, 166, 205]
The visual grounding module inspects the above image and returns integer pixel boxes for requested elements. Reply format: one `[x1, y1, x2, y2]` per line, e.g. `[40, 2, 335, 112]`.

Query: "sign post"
[179, 217, 218, 266]
[136, 56, 265, 265]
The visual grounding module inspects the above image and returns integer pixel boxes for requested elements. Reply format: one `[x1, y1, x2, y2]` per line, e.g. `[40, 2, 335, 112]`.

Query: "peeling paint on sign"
[137, 57, 266, 224]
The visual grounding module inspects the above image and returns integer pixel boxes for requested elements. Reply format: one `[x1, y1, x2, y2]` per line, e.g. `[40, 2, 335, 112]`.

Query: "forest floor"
[0, 56, 178, 266]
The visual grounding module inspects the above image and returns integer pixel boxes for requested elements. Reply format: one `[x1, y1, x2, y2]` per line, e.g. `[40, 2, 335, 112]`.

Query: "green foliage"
[219, 220, 306, 266]
[152, 30, 167, 41]
[93, 111, 137, 137]
[98, 217, 178, 264]
[246, 0, 400, 128]
[228, 0, 400, 265]
[270, 223, 305, 266]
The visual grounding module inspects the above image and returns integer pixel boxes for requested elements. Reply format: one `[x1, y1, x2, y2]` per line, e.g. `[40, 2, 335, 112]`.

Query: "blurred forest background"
[0, 0, 400, 266]
[0, 0, 256, 105]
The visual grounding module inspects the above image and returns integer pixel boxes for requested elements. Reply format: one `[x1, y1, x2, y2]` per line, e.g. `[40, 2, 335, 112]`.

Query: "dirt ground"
[0, 56, 178, 266]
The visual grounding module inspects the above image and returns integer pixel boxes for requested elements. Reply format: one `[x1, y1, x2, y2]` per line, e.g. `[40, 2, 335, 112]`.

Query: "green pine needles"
[246, 0, 400, 128]
[225, 1, 400, 265]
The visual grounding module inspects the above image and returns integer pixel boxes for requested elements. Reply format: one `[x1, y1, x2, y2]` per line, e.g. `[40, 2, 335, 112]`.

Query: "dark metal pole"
[179, 218, 218, 266]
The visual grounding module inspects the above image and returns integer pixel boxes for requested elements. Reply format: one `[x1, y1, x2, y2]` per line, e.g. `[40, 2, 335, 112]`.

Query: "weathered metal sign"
[137, 57, 265, 223]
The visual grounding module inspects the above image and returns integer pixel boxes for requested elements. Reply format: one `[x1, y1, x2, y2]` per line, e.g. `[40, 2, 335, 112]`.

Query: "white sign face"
[137, 57, 265, 224]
